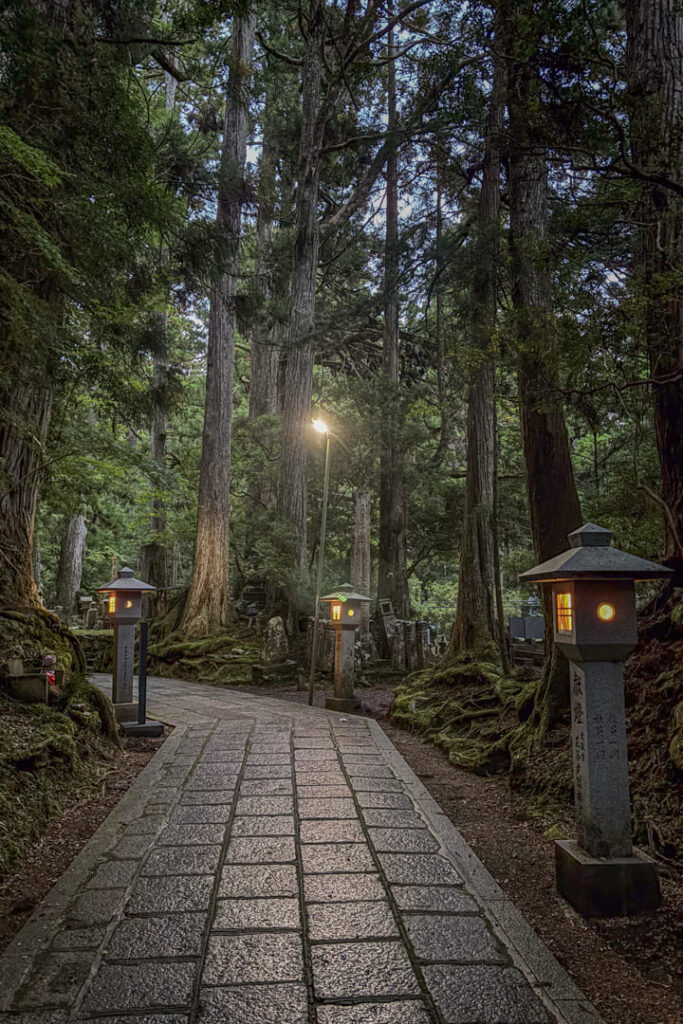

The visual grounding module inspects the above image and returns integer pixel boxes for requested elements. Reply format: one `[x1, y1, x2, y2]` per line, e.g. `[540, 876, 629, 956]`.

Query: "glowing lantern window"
[125, 599, 134, 609]
[331, 603, 342, 621]
[108, 595, 116, 614]
[556, 592, 573, 632]
[348, 608, 354, 617]
[597, 602, 616, 622]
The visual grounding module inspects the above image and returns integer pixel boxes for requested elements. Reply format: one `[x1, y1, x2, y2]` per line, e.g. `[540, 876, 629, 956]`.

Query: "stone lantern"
[519, 522, 672, 916]
[321, 583, 371, 713]
[97, 567, 155, 722]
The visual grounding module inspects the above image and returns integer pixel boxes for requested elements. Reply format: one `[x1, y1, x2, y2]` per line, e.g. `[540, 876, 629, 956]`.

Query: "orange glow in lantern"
[125, 599, 134, 609]
[556, 592, 573, 632]
[331, 602, 342, 621]
[597, 602, 616, 622]
[108, 594, 116, 614]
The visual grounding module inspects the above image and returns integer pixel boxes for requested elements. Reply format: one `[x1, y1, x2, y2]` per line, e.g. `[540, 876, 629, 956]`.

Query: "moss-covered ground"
[394, 617, 683, 862]
[0, 678, 121, 880]
[146, 628, 261, 686]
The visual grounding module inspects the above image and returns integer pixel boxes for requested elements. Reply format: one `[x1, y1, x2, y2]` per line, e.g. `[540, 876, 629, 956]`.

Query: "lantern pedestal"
[112, 622, 138, 722]
[555, 841, 660, 917]
[324, 626, 358, 713]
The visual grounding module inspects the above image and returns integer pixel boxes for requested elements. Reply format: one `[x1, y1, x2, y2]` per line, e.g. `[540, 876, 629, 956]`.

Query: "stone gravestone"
[391, 627, 405, 672]
[404, 620, 417, 672]
[416, 621, 430, 669]
[261, 617, 289, 665]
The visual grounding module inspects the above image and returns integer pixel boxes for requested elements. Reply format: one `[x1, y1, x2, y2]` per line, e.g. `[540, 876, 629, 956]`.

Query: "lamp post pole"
[309, 429, 331, 706]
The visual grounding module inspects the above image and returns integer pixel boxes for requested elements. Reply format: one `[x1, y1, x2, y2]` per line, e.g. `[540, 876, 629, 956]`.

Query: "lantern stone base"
[113, 701, 140, 724]
[120, 719, 164, 737]
[555, 840, 661, 917]
[324, 696, 358, 714]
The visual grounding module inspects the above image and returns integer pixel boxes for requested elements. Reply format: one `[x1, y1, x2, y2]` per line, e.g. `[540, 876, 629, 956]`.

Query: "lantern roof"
[96, 566, 156, 593]
[321, 583, 372, 603]
[518, 523, 673, 583]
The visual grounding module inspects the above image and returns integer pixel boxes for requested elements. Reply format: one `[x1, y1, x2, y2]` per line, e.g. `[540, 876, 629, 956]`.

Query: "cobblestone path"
[0, 677, 602, 1024]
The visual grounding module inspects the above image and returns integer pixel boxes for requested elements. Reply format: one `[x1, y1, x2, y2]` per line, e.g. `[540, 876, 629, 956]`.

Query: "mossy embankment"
[145, 628, 261, 686]
[0, 677, 121, 880]
[394, 615, 683, 862]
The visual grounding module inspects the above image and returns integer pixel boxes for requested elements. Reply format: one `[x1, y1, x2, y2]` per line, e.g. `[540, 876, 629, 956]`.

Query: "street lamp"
[308, 418, 331, 705]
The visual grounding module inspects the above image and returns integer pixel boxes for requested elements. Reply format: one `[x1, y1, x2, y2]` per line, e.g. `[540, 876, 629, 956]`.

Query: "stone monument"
[519, 522, 672, 916]
[96, 567, 155, 723]
[322, 584, 371, 713]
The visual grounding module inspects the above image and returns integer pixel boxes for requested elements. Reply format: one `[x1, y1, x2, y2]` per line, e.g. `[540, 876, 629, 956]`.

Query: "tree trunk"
[350, 486, 372, 634]
[450, 49, 505, 658]
[276, 0, 324, 587]
[140, 68, 177, 600]
[0, 384, 53, 608]
[378, 21, 411, 620]
[181, 12, 256, 636]
[55, 514, 87, 623]
[507, 19, 582, 725]
[626, 0, 683, 568]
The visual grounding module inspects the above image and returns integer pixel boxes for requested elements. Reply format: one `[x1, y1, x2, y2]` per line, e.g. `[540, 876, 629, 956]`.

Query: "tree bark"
[625, 0, 683, 568]
[181, 11, 256, 636]
[0, 384, 53, 608]
[276, 0, 324, 585]
[450, 49, 505, 658]
[506, 13, 582, 724]
[55, 513, 87, 623]
[378, 21, 411, 620]
[350, 486, 372, 634]
[140, 68, 176, 600]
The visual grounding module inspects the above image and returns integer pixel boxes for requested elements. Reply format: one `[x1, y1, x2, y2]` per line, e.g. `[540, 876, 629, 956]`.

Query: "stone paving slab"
[0, 674, 605, 1023]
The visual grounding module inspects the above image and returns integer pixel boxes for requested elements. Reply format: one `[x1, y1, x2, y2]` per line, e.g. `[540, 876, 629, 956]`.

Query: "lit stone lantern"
[321, 584, 371, 713]
[97, 567, 155, 722]
[519, 522, 672, 916]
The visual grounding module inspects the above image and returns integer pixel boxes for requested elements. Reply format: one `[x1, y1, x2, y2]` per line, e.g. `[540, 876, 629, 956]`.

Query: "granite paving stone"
[304, 872, 386, 903]
[299, 819, 365, 844]
[110, 835, 155, 859]
[80, 1017, 188, 1024]
[295, 770, 347, 786]
[231, 815, 295, 836]
[51, 926, 106, 951]
[170, 805, 232, 825]
[236, 795, 294, 816]
[142, 844, 221, 876]
[226, 836, 295, 863]
[302, 842, 375, 873]
[158, 823, 226, 845]
[307, 900, 398, 941]
[125, 814, 166, 834]
[196, 983, 308, 1024]
[246, 753, 291, 765]
[356, 791, 413, 809]
[311, 940, 420, 999]
[180, 790, 233, 806]
[243, 764, 292, 779]
[298, 798, 357, 819]
[107, 914, 205, 959]
[361, 809, 427, 829]
[350, 775, 404, 790]
[393, 885, 476, 913]
[404, 914, 508, 963]
[423, 964, 551, 1023]
[203, 932, 303, 985]
[81, 961, 197, 1012]
[240, 777, 293, 796]
[316, 1002, 431, 1024]
[127, 875, 214, 913]
[219, 863, 298, 898]
[368, 827, 439, 853]
[213, 897, 300, 931]
[68, 890, 126, 927]
[379, 853, 463, 886]
[296, 785, 351, 800]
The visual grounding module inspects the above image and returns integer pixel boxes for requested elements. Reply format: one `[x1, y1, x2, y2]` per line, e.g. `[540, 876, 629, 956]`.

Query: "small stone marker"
[520, 522, 673, 916]
[321, 584, 371, 713]
[262, 616, 289, 665]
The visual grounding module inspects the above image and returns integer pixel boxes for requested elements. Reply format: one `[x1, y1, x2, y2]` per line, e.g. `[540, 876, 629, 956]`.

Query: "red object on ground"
[46, 671, 56, 687]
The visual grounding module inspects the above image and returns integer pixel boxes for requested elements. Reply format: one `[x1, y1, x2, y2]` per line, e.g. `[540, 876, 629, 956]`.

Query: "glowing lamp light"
[348, 608, 355, 617]
[312, 418, 328, 434]
[556, 592, 573, 632]
[108, 594, 116, 614]
[331, 602, 342, 621]
[597, 602, 616, 622]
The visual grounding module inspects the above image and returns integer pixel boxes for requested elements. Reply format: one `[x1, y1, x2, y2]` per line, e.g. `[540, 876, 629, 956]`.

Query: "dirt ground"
[237, 681, 683, 1024]
[0, 730, 169, 955]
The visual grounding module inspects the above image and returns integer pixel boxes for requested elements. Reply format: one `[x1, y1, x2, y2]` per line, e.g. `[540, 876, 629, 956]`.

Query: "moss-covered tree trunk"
[55, 514, 87, 623]
[351, 486, 371, 634]
[181, 12, 256, 636]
